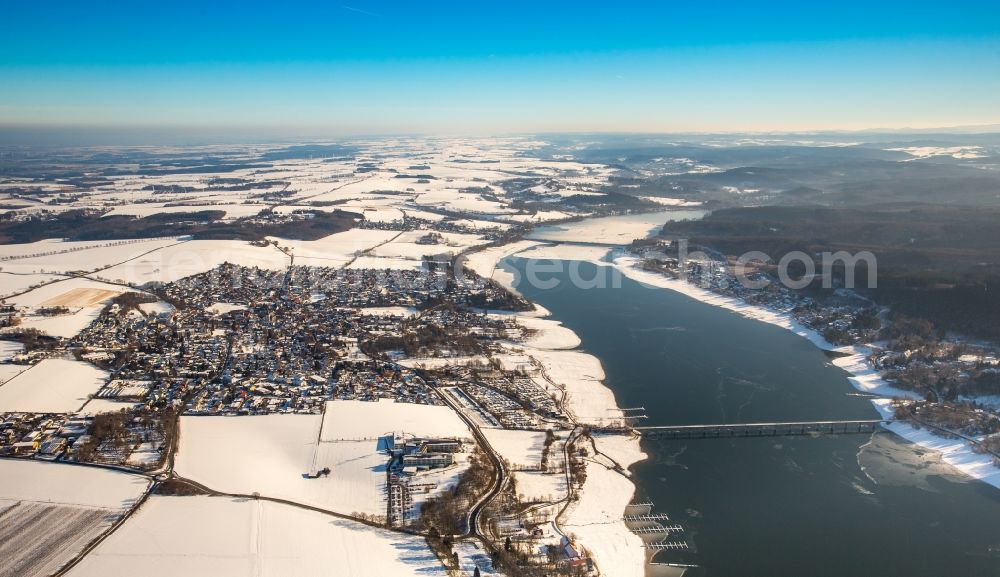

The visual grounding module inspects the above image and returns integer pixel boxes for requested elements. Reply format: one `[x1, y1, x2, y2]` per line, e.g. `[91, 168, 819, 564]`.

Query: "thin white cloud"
[342, 5, 380, 17]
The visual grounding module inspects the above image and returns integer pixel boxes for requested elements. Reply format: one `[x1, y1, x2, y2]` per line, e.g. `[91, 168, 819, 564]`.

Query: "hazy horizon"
[3, 122, 1000, 148]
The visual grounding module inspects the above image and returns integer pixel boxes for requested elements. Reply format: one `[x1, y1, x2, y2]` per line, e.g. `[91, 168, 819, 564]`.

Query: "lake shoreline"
[498, 301, 649, 577]
[609, 252, 1000, 491]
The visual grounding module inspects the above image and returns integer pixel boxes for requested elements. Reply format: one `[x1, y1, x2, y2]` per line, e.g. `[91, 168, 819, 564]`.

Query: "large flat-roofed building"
[402, 452, 453, 470]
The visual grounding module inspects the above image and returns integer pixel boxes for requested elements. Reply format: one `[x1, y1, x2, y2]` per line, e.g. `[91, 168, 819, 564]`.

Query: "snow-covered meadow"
[0, 358, 108, 413]
[65, 496, 448, 577]
[0, 460, 149, 577]
[174, 401, 473, 518]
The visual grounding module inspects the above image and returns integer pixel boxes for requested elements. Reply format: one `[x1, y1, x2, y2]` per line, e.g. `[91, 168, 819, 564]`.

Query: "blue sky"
[2, 1, 999, 134]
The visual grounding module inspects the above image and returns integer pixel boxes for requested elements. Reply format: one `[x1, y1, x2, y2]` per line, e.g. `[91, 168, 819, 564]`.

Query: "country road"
[429, 379, 509, 542]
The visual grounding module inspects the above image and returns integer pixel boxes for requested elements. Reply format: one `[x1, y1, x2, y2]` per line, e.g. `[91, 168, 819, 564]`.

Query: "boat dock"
[625, 501, 691, 557]
[624, 513, 671, 522]
[630, 524, 684, 535]
[644, 541, 690, 551]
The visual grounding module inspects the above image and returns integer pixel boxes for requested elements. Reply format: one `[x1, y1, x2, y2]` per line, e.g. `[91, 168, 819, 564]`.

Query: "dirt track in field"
[41, 288, 119, 308]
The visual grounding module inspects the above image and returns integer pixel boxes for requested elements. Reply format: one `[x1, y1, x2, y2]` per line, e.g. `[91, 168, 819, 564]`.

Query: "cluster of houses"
[1, 256, 564, 483]
[635, 246, 881, 345]
[332, 359, 442, 405]
[70, 263, 525, 417]
[356, 212, 513, 242]
[0, 410, 164, 470]
[0, 413, 83, 458]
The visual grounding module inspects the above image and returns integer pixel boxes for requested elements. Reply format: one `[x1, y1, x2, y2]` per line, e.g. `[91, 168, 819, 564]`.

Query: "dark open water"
[506, 257, 1000, 577]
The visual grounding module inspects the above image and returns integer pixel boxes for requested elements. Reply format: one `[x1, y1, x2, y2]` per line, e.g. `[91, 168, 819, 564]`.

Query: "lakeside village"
[0, 255, 614, 576]
[628, 238, 1000, 459]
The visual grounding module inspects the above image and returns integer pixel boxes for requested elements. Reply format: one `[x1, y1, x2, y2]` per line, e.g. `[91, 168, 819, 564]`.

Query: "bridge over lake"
[635, 419, 890, 440]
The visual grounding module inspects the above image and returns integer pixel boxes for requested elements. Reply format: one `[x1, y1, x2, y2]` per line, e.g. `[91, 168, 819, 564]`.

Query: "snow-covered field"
[481, 428, 547, 468]
[66, 496, 447, 577]
[0, 459, 148, 508]
[0, 358, 108, 413]
[174, 414, 386, 517]
[4, 277, 135, 338]
[0, 460, 150, 577]
[321, 399, 472, 440]
[78, 397, 142, 415]
[0, 237, 286, 298]
[97, 240, 290, 284]
[0, 340, 24, 362]
[397, 356, 486, 370]
[353, 306, 418, 318]
[346, 255, 424, 271]
[0, 238, 180, 275]
[137, 300, 174, 316]
[206, 302, 247, 315]
[277, 229, 400, 267]
[513, 470, 568, 503]
[0, 272, 63, 299]
[370, 230, 486, 260]
[482, 427, 571, 502]
[37, 283, 118, 310]
[175, 402, 471, 517]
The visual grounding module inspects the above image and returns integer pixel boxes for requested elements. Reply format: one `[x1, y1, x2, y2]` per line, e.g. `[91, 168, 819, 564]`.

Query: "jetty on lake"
[624, 501, 691, 554]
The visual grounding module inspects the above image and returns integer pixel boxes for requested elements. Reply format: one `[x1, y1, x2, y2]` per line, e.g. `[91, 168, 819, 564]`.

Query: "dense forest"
[662, 204, 1000, 339]
[0, 208, 359, 243]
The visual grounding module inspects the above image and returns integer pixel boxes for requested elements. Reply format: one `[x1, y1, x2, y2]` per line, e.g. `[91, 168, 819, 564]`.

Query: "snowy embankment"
[512, 243, 612, 263]
[611, 253, 1000, 490]
[494, 304, 646, 577]
[527, 212, 697, 245]
[510, 314, 581, 350]
[562, 434, 647, 577]
[871, 400, 1000, 489]
[461, 239, 541, 293]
